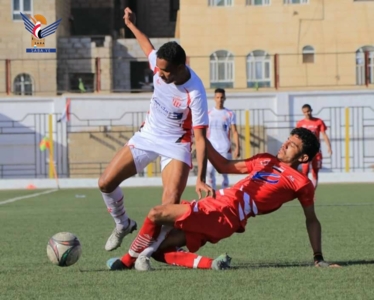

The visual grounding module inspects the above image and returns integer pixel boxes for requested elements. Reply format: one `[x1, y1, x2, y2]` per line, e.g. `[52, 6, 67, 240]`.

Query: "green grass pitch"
[1, 184, 374, 300]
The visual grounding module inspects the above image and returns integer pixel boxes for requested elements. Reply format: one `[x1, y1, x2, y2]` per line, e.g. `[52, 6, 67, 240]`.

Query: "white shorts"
[127, 131, 192, 173]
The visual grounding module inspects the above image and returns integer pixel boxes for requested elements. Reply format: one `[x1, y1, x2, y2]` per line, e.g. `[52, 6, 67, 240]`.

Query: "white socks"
[101, 186, 129, 230]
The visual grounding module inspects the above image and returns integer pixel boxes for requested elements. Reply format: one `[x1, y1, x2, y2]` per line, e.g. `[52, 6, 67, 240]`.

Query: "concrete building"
[179, 0, 374, 91]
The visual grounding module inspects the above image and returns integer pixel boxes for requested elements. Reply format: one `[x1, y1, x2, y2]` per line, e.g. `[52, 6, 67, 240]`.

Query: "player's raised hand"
[123, 7, 136, 27]
[196, 180, 215, 199]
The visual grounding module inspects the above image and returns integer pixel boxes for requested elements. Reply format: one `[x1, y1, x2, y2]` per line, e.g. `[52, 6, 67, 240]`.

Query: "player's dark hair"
[302, 104, 312, 110]
[157, 42, 186, 66]
[214, 88, 226, 95]
[290, 127, 320, 162]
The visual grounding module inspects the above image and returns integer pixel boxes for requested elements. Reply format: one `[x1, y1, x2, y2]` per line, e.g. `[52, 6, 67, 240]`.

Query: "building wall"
[113, 38, 178, 91]
[179, 0, 374, 91]
[0, 0, 71, 95]
[55, 0, 71, 37]
[57, 36, 112, 93]
[136, 0, 177, 38]
[70, 0, 115, 35]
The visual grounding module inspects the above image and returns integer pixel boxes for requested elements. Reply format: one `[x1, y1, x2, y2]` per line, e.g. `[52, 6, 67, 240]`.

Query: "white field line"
[0, 189, 58, 206]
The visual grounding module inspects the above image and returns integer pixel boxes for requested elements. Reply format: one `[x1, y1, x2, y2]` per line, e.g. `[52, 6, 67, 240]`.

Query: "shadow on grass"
[74, 260, 374, 273]
[231, 260, 374, 269]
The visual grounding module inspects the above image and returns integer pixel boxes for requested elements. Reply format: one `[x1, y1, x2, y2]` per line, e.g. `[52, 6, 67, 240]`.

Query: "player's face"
[214, 93, 226, 108]
[156, 58, 180, 84]
[302, 107, 312, 120]
[277, 134, 308, 165]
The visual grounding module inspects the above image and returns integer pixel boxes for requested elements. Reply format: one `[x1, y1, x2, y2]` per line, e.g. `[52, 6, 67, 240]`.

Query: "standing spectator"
[207, 88, 240, 190]
[296, 104, 332, 190]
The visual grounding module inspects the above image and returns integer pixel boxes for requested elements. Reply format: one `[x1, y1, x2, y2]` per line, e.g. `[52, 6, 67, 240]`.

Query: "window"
[210, 50, 234, 88]
[69, 73, 95, 93]
[247, 0, 270, 5]
[208, 0, 233, 6]
[246, 50, 271, 88]
[14, 73, 33, 95]
[284, 0, 308, 4]
[12, 0, 32, 21]
[356, 46, 374, 85]
[302, 45, 314, 63]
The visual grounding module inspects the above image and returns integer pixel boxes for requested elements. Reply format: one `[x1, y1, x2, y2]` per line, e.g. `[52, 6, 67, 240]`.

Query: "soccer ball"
[46, 232, 82, 267]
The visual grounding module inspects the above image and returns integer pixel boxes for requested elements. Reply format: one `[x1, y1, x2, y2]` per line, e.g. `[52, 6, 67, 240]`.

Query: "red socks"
[121, 217, 161, 268]
[153, 248, 213, 269]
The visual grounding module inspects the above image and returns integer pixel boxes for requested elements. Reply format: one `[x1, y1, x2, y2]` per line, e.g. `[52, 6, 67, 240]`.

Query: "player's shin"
[121, 217, 161, 268]
[140, 225, 172, 258]
[101, 186, 129, 230]
[152, 248, 213, 269]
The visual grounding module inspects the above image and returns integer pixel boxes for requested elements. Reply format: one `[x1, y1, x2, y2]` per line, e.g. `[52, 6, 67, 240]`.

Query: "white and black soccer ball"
[46, 232, 82, 267]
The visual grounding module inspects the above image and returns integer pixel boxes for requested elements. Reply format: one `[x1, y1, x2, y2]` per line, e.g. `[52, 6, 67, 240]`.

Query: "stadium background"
[0, 0, 374, 185]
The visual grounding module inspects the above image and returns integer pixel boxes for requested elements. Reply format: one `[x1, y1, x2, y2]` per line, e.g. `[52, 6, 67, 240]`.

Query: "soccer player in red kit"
[296, 104, 332, 189]
[107, 128, 338, 271]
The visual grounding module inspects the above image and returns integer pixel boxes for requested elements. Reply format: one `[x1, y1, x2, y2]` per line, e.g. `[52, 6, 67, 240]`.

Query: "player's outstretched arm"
[123, 7, 154, 57]
[302, 205, 339, 268]
[207, 140, 248, 174]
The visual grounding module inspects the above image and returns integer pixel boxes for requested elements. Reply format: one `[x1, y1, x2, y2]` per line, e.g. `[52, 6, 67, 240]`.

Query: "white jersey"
[140, 50, 209, 144]
[207, 107, 236, 153]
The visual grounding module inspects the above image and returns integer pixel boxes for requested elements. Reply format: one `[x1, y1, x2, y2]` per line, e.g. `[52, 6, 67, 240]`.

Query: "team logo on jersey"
[260, 160, 271, 166]
[172, 98, 182, 108]
[252, 172, 280, 184]
[287, 175, 295, 182]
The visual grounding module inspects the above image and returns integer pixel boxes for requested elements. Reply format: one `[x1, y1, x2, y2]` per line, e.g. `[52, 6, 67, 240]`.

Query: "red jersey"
[296, 118, 327, 140]
[217, 153, 315, 230]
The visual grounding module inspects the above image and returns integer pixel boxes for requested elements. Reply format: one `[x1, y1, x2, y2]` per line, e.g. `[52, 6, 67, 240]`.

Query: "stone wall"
[57, 36, 112, 93]
[112, 38, 178, 91]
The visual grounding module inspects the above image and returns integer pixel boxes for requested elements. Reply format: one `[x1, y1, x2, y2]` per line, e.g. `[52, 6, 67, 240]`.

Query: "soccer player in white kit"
[207, 89, 240, 190]
[98, 7, 213, 251]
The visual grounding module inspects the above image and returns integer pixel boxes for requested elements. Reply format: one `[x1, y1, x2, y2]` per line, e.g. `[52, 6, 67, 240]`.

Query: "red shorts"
[302, 152, 322, 173]
[174, 196, 243, 252]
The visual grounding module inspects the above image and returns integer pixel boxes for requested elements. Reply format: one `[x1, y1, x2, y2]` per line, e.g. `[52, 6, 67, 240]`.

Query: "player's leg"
[99, 145, 158, 251]
[207, 160, 217, 190]
[160, 157, 190, 205]
[118, 204, 191, 269]
[301, 161, 310, 177]
[311, 155, 322, 190]
[152, 244, 231, 270]
[221, 174, 229, 189]
[221, 152, 231, 189]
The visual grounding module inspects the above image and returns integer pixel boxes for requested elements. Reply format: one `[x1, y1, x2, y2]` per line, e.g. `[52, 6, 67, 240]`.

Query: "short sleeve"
[230, 111, 237, 125]
[320, 120, 327, 133]
[244, 154, 261, 174]
[148, 50, 157, 73]
[189, 90, 209, 128]
[296, 120, 302, 128]
[297, 181, 315, 207]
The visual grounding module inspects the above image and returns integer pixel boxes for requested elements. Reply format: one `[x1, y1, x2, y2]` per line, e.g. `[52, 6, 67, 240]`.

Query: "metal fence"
[1, 51, 373, 95]
[1, 105, 374, 179]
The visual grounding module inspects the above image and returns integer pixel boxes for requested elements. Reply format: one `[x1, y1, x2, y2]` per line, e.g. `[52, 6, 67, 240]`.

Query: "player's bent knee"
[98, 176, 115, 193]
[148, 206, 164, 222]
